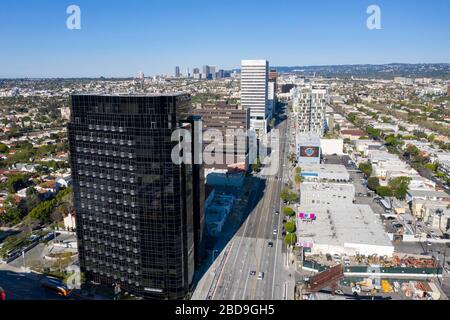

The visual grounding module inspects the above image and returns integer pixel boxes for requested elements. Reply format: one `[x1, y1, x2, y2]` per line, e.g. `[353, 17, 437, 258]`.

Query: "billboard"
[299, 213, 317, 220]
[300, 146, 320, 158]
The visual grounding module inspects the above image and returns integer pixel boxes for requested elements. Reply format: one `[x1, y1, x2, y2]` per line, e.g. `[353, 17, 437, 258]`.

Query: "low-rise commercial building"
[299, 164, 350, 183]
[320, 139, 344, 156]
[296, 204, 394, 257]
[300, 182, 355, 206]
[296, 133, 321, 165]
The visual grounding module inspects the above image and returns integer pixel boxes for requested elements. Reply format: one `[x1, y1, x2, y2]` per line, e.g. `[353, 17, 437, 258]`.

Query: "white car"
[258, 272, 265, 280]
[273, 229, 278, 235]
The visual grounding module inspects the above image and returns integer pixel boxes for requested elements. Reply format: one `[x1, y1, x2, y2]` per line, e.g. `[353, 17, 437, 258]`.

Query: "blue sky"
[0, 0, 449, 78]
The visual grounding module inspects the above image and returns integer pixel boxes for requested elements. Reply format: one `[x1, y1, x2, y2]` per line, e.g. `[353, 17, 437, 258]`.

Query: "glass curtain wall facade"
[68, 94, 204, 300]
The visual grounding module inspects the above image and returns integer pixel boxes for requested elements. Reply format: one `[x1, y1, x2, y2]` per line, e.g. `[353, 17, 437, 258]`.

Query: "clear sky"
[0, 0, 449, 78]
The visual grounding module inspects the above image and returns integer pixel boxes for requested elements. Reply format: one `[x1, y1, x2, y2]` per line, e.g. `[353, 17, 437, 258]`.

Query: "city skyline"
[0, 0, 449, 78]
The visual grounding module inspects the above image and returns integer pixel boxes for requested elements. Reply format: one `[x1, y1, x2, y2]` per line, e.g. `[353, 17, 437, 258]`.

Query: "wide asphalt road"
[213, 114, 293, 300]
[0, 266, 65, 300]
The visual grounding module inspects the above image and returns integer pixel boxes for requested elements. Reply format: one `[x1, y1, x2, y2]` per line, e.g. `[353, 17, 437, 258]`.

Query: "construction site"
[303, 253, 440, 270]
[295, 253, 446, 300]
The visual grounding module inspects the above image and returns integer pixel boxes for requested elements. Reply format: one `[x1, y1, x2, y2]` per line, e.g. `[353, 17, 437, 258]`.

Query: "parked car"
[43, 232, 58, 242]
[258, 272, 265, 280]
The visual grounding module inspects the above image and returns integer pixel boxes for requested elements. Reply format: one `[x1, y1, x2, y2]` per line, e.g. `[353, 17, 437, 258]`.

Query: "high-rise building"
[175, 66, 181, 78]
[202, 65, 210, 80]
[68, 93, 205, 300]
[210, 66, 217, 80]
[193, 68, 201, 80]
[241, 60, 269, 134]
[193, 102, 250, 172]
[292, 86, 328, 137]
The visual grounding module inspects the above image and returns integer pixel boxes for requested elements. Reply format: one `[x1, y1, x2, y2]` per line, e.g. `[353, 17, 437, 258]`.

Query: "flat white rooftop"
[297, 204, 393, 254]
[301, 182, 354, 193]
[300, 164, 348, 175]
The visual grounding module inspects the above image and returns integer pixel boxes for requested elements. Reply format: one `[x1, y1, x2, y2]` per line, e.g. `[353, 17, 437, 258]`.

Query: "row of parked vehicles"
[326, 254, 351, 266]
[1, 232, 58, 264]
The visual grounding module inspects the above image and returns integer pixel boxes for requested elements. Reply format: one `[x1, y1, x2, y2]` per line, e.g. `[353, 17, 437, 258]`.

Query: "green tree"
[29, 198, 57, 223]
[19, 187, 41, 214]
[425, 162, 439, 172]
[252, 157, 262, 173]
[388, 177, 412, 200]
[347, 113, 358, 123]
[0, 203, 24, 225]
[3, 173, 31, 193]
[0, 143, 9, 153]
[376, 186, 393, 198]
[366, 127, 381, 139]
[280, 188, 298, 203]
[294, 175, 302, 185]
[406, 144, 420, 157]
[334, 123, 341, 132]
[385, 135, 403, 148]
[367, 177, 380, 191]
[283, 207, 295, 217]
[284, 233, 297, 246]
[284, 221, 296, 234]
[358, 162, 373, 178]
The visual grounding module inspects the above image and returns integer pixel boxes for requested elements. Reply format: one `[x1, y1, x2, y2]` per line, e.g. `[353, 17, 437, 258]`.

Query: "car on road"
[343, 257, 351, 266]
[274, 210, 280, 216]
[249, 271, 256, 276]
[43, 232, 58, 242]
[273, 229, 278, 235]
[40, 277, 71, 297]
[268, 241, 274, 248]
[258, 272, 265, 280]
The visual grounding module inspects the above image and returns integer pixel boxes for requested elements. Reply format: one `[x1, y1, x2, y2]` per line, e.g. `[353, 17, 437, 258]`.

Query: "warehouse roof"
[297, 204, 393, 249]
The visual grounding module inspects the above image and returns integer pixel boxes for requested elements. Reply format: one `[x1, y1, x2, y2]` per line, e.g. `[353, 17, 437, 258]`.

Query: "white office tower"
[241, 60, 269, 135]
[292, 86, 328, 137]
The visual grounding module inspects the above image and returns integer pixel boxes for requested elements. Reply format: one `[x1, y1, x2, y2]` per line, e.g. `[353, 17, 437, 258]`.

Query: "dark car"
[268, 241, 274, 248]
[43, 232, 58, 242]
[249, 271, 256, 276]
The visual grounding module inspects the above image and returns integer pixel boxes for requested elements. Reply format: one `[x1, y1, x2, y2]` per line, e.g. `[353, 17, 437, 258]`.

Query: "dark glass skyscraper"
[68, 94, 204, 300]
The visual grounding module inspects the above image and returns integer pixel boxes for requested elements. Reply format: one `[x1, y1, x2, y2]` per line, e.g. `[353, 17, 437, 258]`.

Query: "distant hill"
[271, 63, 450, 79]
